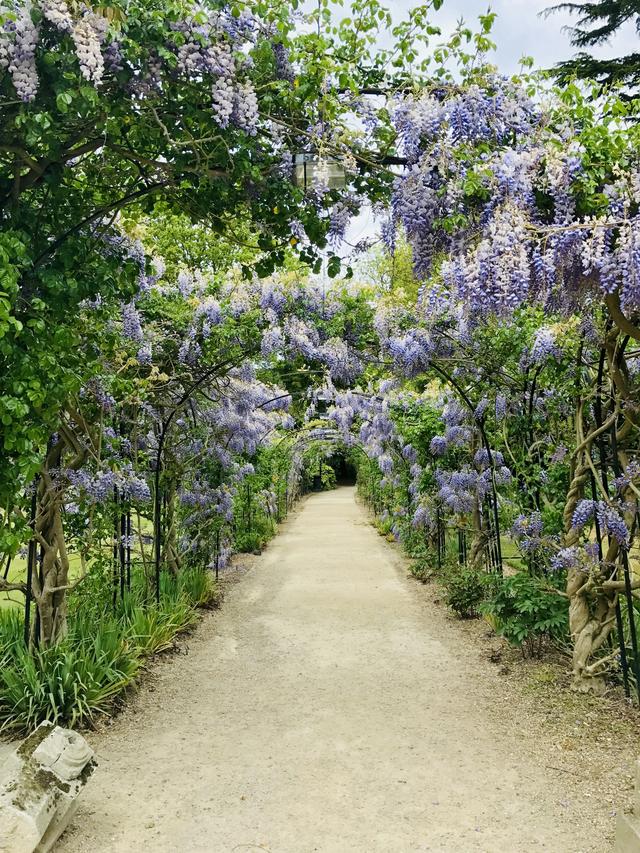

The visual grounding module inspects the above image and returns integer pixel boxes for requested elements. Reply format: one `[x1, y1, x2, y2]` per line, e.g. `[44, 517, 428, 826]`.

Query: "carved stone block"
[0, 721, 96, 853]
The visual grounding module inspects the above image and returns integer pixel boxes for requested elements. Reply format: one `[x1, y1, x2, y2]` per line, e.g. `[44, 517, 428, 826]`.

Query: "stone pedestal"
[0, 722, 96, 853]
[616, 759, 640, 852]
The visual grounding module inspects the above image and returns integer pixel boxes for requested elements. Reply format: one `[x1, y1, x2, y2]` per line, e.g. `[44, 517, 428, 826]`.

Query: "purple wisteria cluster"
[435, 459, 511, 517]
[612, 460, 640, 493]
[383, 328, 434, 378]
[388, 71, 640, 321]
[260, 310, 363, 383]
[572, 499, 630, 547]
[435, 468, 477, 515]
[204, 373, 293, 457]
[66, 463, 150, 505]
[525, 327, 564, 367]
[429, 399, 472, 457]
[551, 542, 601, 574]
[411, 504, 432, 530]
[388, 77, 539, 280]
[511, 512, 544, 552]
[391, 78, 539, 165]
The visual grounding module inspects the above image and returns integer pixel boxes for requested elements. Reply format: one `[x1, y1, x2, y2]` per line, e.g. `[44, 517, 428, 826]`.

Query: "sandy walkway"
[58, 487, 603, 852]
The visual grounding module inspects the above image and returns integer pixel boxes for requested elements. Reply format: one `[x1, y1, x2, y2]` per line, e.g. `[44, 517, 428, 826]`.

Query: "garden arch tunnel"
[273, 425, 367, 498]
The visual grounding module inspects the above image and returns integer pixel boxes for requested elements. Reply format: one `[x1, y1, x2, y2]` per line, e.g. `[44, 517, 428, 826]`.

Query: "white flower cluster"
[0, 29, 10, 70]
[0, 1, 110, 100]
[176, 39, 202, 76]
[212, 76, 234, 128]
[72, 17, 104, 84]
[232, 80, 258, 135]
[630, 172, 640, 206]
[7, 4, 39, 101]
[208, 42, 234, 77]
[83, 8, 108, 43]
[40, 0, 72, 32]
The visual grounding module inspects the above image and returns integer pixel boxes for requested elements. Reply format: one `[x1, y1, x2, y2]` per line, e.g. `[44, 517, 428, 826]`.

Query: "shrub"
[235, 530, 264, 553]
[481, 572, 569, 657]
[234, 512, 275, 553]
[375, 513, 394, 537]
[67, 558, 116, 620]
[399, 525, 431, 559]
[409, 558, 435, 583]
[441, 565, 487, 618]
[0, 620, 139, 733]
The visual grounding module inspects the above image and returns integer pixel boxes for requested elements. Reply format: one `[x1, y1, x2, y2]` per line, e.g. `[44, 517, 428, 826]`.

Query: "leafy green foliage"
[482, 573, 569, 657]
[409, 557, 435, 583]
[441, 565, 487, 618]
[549, 0, 640, 91]
[0, 623, 140, 733]
[302, 442, 338, 492]
[0, 0, 392, 513]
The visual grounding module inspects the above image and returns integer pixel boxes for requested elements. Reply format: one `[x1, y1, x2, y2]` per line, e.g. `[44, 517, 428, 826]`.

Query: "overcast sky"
[388, 1, 639, 74]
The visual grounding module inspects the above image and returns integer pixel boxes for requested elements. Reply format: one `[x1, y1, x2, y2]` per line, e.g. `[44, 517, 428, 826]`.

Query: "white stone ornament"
[0, 721, 96, 853]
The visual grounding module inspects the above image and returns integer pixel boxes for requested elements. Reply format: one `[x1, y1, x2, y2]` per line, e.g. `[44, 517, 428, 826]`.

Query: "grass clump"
[0, 567, 219, 733]
[0, 622, 139, 733]
[120, 597, 197, 656]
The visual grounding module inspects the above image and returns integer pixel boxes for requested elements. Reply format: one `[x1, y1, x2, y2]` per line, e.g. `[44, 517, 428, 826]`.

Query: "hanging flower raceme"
[511, 512, 544, 552]
[572, 499, 630, 548]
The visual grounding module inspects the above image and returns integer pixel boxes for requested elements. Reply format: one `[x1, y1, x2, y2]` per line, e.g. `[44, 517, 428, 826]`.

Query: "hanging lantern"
[293, 152, 346, 190]
[315, 390, 332, 419]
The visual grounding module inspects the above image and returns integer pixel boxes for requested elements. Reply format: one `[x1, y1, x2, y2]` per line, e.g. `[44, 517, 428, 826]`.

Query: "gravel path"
[58, 487, 605, 852]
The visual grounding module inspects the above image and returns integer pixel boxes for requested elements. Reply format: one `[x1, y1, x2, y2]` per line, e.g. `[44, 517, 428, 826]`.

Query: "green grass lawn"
[500, 535, 527, 572]
[0, 515, 155, 612]
[0, 551, 86, 611]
